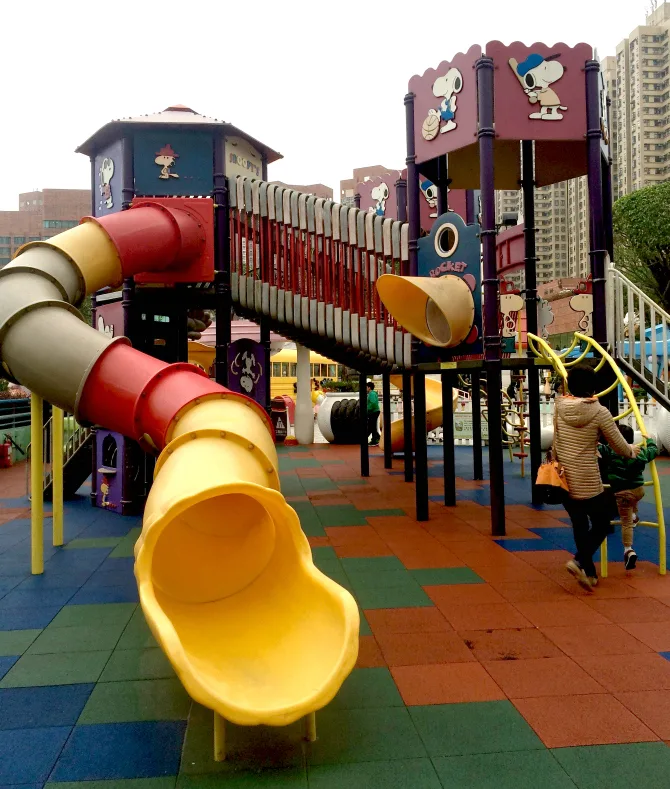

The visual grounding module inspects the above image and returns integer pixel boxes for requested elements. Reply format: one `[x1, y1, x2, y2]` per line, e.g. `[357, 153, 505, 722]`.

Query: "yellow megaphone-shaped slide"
[0, 201, 359, 729]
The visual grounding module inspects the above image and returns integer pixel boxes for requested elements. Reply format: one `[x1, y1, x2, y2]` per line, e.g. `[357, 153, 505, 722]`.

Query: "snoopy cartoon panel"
[487, 41, 592, 143]
[93, 299, 124, 339]
[357, 173, 401, 218]
[94, 140, 124, 217]
[409, 45, 482, 167]
[133, 130, 214, 197]
[417, 212, 483, 362]
[227, 338, 266, 407]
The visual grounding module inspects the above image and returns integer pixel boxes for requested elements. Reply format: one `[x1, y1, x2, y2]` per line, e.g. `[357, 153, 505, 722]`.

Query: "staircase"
[609, 268, 670, 411]
[27, 415, 92, 501]
[228, 177, 411, 372]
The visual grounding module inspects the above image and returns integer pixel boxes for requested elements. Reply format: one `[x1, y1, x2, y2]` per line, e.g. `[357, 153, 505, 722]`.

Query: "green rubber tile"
[329, 668, 403, 710]
[409, 702, 544, 757]
[291, 501, 326, 537]
[308, 759, 440, 789]
[27, 622, 125, 655]
[312, 547, 338, 562]
[178, 772, 306, 788]
[64, 537, 122, 550]
[50, 603, 136, 629]
[180, 702, 305, 774]
[410, 568, 485, 586]
[314, 559, 343, 575]
[116, 607, 158, 650]
[278, 458, 321, 470]
[341, 557, 405, 574]
[79, 677, 191, 723]
[301, 478, 338, 491]
[46, 780, 176, 789]
[433, 751, 577, 789]
[361, 509, 407, 518]
[99, 648, 176, 682]
[306, 707, 427, 765]
[109, 527, 142, 558]
[346, 571, 415, 591]
[311, 505, 368, 527]
[280, 474, 305, 497]
[0, 649, 111, 687]
[337, 479, 369, 486]
[353, 583, 433, 610]
[553, 743, 670, 788]
[0, 628, 41, 656]
[319, 459, 344, 465]
[359, 611, 372, 637]
[320, 570, 352, 592]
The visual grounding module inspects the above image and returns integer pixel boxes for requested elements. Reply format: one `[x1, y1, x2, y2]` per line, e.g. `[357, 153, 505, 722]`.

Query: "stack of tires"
[317, 393, 362, 444]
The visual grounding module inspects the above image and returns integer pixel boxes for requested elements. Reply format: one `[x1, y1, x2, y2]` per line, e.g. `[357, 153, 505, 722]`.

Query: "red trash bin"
[270, 397, 288, 444]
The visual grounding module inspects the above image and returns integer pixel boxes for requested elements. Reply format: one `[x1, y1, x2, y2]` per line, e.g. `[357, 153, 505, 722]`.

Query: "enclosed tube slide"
[381, 375, 458, 454]
[0, 203, 358, 727]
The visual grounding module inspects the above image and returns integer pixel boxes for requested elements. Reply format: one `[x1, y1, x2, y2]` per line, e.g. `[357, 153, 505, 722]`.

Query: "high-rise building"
[0, 189, 91, 268]
[613, 2, 670, 196]
[340, 165, 398, 206]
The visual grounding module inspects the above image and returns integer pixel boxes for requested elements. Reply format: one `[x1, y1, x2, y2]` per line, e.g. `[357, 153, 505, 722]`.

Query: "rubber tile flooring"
[1, 446, 670, 787]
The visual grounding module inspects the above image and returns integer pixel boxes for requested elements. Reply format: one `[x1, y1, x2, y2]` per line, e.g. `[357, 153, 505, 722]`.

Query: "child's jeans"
[615, 487, 644, 548]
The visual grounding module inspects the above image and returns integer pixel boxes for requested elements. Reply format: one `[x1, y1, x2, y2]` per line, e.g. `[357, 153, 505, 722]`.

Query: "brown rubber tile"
[365, 607, 452, 636]
[458, 628, 563, 661]
[616, 690, 670, 740]
[514, 600, 611, 628]
[375, 631, 475, 667]
[620, 621, 670, 652]
[425, 583, 506, 608]
[356, 636, 386, 668]
[542, 624, 653, 657]
[482, 656, 605, 698]
[391, 662, 506, 706]
[573, 653, 670, 693]
[491, 580, 573, 604]
[584, 597, 670, 624]
[441, 603, 533, 632]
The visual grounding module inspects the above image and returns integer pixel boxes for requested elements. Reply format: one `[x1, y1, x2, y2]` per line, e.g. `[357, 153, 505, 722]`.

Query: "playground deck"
[2, 446, 670, 788]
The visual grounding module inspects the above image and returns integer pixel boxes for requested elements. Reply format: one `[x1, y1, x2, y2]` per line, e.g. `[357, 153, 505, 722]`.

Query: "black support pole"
[521, 140, 542, 505]
[414, 372, 429, 521]
[471, 372, 484, 481]
[441, 371, 456, 506]
[213, 133, 231, 387]
[403, 370, 413, 482]
[382, 373, 393, 469]
[260, 320, 271, 414]
[360, 373, 369, 477]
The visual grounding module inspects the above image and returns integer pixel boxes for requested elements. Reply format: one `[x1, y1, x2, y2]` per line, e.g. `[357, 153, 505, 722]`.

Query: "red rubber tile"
[513, 694, 658, 747]
[574, 653, 670, 693]
[514, 600, 611, 628]
[441, 603, 533, 631]
[483, 656, 604, 698]
[626, 576, 670, 599]
[620, 621, 670, 652]
[308, 536, 331, 548]
[326, 526, 393, 558]
[616, 690, 670, 740]
[542, 624, 653, 657]
[491, 580, 573, 604]
[584, 597, 670, 624]
[458, 628, 563, 661]
[375, 631, 475, 666]
[475, 563, 549, 584]
[422, 521, 483, 543]
[519, 550, 581, 570]
[391, 662, 506, 706]
[365, 607, 452, 636]
[356, 636, 386, 668]
[426, 583, 506, 608]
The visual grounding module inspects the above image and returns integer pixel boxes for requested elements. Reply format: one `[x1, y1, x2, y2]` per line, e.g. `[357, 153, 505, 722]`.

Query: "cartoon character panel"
[134, 131, 214, 197]
[95, 430, 124, 513]
[357, 172, 401, 219]
[487, 41, 592, 142]
[94, 140, 124, 217]
[409, 45, 482, 166]
[417, 211, 482, 361]
[93, 299, 124, 339]
[227, 338, 266, 407]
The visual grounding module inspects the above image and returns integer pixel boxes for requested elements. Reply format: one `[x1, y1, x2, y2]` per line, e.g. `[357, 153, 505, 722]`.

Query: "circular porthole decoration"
[434, 222, 459, 259]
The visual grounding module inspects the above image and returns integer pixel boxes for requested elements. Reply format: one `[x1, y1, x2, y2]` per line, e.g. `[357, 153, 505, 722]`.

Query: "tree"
[613, 181, 670, 312]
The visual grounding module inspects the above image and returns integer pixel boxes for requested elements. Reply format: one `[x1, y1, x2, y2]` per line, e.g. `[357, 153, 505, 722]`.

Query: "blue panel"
[51, 721, 186, 780]
[0, 607, 60, 631]
[134, 131, 213, 197]
[0, 684, 94, 730]
[0, 656, 18, 680]
[0, 726, 72, 784]
[94, 139, 124, 217]
[68, 583, 139, 605]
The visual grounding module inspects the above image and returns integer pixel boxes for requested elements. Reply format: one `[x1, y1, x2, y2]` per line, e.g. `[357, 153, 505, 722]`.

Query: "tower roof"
[76, 104, 282, 163]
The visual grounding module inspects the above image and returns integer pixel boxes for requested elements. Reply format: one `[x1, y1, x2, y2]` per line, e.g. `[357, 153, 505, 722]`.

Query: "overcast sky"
[0, 0, 649, 210]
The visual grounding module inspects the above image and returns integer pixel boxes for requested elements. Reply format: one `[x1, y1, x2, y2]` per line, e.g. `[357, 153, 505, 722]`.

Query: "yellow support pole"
[52, 407, 64, 547]
[213, 712, 226, 762]
[30, 393, 44, 575]
[304, 711, 317, 742]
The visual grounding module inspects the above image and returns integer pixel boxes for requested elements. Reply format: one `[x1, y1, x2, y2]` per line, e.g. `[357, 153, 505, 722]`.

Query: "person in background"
[599, 423, 658, 570]
[367, 380, 380, 447]
[555, 365, 640, 590]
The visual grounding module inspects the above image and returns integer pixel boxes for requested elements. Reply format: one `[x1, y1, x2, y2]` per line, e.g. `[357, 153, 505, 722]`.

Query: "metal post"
[477, 55, 505, 535]
[295, 344, 314, 445]
[360, 373, 369, 477]
[414, 372, 429, 521]
[441, 371, 456, 506]
[396, 177, 408, 223]
[382, 373, 393, 469]
[402, 370, 413, 481]
[213, 712, 226, 762]
[466, 190, 476, 225]
[586, 60, 607, 346]
[602, 151, 614, 263]
[436, 155, 450, 216]
[51, 406, 64, 547]
[260, 320, 271, 413]
[90, 293, 97, 507]
[214, 133, 231, 386]
[521, 140, 542, 504]
[405, 92, 421, 277]
[471, 372, 484, 480]
[30, 393, 44, 575]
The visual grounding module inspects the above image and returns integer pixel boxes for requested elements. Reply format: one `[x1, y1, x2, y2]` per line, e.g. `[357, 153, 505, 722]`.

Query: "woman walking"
[555, 365, 639, 589]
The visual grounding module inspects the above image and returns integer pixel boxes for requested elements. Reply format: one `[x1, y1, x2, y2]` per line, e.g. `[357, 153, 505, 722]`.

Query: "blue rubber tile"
[499, 539, 561, 552]
[0, 684, 94, 729]
[660, 651, 670, 661]
[15, 573, 93, 591]
[0, 725, 72, 784]
[98, 557, 135, 574]
[0, 656, 18, 680]
[82, 568, 136, 588]
[0, 496, 30, 506]
[51, 721, 186, 781]
[0, 587, 79, 609]
[68, 583, 139, 605]
[0, 606, 60, 631]
[0, 577, 24, 598]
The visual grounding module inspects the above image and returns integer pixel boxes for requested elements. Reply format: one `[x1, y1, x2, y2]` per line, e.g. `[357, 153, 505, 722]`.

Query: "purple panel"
[93, 140, 124, 217]
[356, 172, 401, 218]
[487, 40, 593, 142]
[227, 338, 266, 406]
[93, 300, 124, 338]
[95, 430, 124, 514]
[409, 45, 482, 167]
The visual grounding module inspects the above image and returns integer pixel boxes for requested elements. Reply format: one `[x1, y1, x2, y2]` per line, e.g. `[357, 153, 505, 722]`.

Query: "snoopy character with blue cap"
[508, 53, 567, 121]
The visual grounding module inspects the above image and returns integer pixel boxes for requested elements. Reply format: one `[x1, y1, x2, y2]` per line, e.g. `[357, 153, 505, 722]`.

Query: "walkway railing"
[228, 177, 411, 367]
[26, 415, 90, 495]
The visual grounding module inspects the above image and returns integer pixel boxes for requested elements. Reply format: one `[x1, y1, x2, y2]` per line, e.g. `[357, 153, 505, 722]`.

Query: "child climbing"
[599, 423, 658, 570]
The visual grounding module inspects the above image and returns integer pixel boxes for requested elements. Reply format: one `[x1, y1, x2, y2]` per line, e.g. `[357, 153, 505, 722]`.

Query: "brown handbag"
[535, 405, 569, 503]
